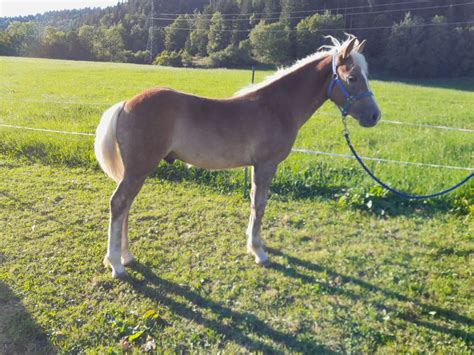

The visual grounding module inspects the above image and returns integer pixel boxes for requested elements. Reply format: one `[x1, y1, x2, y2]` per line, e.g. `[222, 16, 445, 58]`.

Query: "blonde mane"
[234, 34, 367, 97]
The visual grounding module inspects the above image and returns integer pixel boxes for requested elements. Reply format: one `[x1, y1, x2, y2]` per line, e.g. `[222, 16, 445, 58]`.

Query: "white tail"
[94, 101, 126, 183]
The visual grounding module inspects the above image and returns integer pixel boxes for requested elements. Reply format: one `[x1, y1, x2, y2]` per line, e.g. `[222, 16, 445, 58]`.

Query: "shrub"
[209, 40, 253, 68]
[125, 50, 149, 64]
[153, 50, 182, 67]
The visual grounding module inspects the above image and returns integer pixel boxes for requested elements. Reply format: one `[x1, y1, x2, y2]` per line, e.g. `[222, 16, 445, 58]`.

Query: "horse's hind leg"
[121, 212, 134, 265]
[104, 174, 146, 278]
[246, 162, 277, 265]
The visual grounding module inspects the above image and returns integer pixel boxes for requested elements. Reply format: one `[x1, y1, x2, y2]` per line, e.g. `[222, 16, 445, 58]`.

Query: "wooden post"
[244, 66, 255, 197]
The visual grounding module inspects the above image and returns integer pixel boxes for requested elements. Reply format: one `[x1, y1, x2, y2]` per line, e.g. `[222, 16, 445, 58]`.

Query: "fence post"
[243, 66, 255, 198]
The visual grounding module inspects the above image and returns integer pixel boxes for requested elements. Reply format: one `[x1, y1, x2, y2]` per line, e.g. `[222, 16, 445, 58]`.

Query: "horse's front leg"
[246, 162, 277, 265]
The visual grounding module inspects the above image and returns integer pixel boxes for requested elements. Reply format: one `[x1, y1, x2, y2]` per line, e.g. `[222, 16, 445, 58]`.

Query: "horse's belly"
[173, 144, 253, 170]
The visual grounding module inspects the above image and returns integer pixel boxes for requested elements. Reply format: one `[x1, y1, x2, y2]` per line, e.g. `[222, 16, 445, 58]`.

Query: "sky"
[0, 0, 120, 18]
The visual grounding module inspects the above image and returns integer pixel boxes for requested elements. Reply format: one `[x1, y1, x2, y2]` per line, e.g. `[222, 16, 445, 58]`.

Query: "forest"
[0, 0, 473, 77]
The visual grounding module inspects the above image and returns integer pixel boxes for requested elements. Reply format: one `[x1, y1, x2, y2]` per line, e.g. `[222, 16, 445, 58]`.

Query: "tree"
[449, 26, 474, 76]
[77, 25, 96, 60]
[40, 27, 68, 59]
[0, 30, 13, 55]
[295, 11, 344, 59]
[262, 0, 281, 23]
[98, 25, 126, 62]
[78, 24, 126, 62]
[165, 15, 189, 51]
[249, 21, 291, 65]
[385, 13, 425, 77]
[4, 21, 39, 56]
[360, 14, 391, 65]
[149, 27, 165, 59]
[186, 13, 209, 56]
[65, 31, 92, 60]
[422, 15, 450, 77]
[207, 12, 230, 54]
[279, 0, 311, 28]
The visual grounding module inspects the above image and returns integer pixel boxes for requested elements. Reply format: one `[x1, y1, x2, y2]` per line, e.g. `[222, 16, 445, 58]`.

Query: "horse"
[95, 35, 381, 279]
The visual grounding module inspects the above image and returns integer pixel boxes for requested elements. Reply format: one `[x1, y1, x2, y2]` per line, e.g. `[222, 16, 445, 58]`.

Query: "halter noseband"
[327, 53, 373, 117]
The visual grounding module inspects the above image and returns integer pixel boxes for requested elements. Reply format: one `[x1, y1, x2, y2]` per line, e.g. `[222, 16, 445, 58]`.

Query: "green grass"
[0, 56, 473, 352]
[0, 158, 473, 353]
[0, 56, 473, 215]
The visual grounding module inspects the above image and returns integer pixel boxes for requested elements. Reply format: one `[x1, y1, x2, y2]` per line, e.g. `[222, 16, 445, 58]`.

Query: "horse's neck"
[259, 55, 332, 128]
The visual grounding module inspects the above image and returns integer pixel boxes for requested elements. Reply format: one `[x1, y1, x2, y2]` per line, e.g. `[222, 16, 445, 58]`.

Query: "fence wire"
[1, 123, 472, 171]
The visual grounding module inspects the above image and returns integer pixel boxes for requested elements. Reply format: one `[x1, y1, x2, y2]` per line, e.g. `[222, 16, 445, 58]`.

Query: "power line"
[154, 0, 432, 17]
[150, 2, 474, 23]
[148, 20, 474, 33]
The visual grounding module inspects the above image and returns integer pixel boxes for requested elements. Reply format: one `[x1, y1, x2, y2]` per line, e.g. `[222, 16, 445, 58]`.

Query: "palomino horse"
[95, 35, 381, 278]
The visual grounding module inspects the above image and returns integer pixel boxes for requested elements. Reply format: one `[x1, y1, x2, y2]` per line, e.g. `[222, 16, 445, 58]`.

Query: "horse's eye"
[348, 76, 357, 83]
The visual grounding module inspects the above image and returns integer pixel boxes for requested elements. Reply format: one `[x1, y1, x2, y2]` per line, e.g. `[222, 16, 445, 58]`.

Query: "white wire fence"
[1, 122, 472, 172]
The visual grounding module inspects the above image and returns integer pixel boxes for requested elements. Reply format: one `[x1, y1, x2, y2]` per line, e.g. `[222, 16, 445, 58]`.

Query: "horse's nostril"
[372, 113, 380, 122]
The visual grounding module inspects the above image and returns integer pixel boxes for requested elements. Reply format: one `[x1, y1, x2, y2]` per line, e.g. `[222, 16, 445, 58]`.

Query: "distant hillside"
[0, 0, 208, 30]
[0, 0, 473, 78]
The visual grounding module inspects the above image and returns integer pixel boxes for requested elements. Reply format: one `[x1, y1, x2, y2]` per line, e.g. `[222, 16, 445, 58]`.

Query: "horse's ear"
[342, 37, 357, 60]
[356, 39, 367, 53]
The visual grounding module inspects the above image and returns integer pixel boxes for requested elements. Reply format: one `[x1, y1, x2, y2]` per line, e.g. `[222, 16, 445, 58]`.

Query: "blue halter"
[327, 53, 373, 117]
[329, 53, 473, 199]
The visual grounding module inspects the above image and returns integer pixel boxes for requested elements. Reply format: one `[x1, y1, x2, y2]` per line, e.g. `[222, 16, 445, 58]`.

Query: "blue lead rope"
[342, 128, 473, 199]
[328, 53, 473, 199]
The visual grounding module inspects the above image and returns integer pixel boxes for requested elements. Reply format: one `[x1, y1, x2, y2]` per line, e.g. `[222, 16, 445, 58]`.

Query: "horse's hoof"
[257, 258, 271, 267]
[112, 269, 128, 280]
[255, 255, 269, 266]
[104, 255, 127, 279]
[121, 252, 135, 266]
[103, 255, 112, 268]
[249, 247, 268, 265]
[123, 258, 136, 267]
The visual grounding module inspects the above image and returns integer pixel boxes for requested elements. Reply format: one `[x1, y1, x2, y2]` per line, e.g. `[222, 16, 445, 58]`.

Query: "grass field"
[0, 56, 473, 352]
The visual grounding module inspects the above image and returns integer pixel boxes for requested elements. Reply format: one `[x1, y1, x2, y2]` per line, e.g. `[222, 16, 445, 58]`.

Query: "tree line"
[0, 0, 473, 78]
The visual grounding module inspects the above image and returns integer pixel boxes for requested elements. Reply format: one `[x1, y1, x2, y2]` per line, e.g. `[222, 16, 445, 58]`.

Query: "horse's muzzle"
[358, 111, 381, 127]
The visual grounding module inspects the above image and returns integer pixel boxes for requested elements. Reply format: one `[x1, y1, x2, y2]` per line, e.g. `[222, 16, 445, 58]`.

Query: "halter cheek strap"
[327, 53, 373, 117]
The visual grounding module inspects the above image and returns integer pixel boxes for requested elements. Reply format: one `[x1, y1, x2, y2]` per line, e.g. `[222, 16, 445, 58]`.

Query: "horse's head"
[328, 37, 381, 128]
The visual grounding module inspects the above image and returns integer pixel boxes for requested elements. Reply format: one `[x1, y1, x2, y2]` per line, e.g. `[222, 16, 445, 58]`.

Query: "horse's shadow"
[0, 281, 56, 354]
[266, 247, 473, 343]
[127, 262, 336, 353]
[128, 247, 473, 352]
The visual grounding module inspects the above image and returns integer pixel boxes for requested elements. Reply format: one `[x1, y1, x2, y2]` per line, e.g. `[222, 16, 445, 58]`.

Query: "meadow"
[0, 56, 473, 353]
